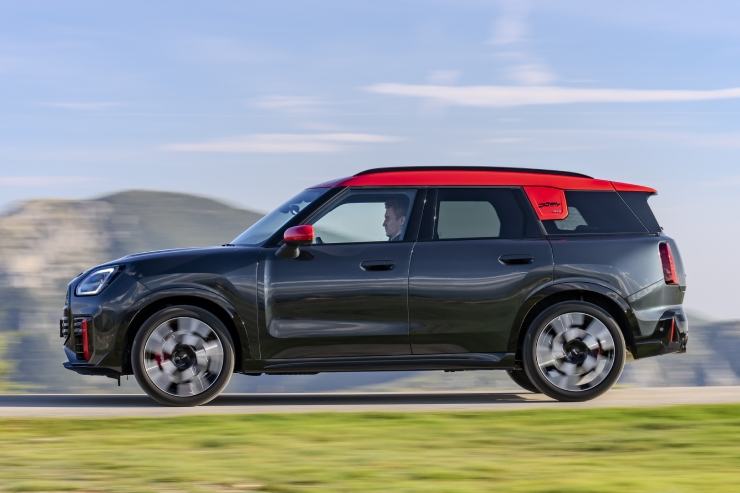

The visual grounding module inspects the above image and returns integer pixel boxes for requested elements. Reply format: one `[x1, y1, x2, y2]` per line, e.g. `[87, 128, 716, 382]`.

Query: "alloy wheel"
[143, 316, 225, 397]
[534, 312, 616, 392]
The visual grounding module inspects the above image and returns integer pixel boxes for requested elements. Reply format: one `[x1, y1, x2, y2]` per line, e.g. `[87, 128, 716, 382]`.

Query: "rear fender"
[508, 281, 639, 358]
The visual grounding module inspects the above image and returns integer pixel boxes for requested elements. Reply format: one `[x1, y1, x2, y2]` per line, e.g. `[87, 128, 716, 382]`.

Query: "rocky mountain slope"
[0, 190, 736, 393]
[0, 190, 261, 391]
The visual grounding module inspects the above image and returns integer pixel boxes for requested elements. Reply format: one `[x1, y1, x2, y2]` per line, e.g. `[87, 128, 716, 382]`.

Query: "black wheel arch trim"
[508, 280, 639, 357]
[122, 287, 255, 373]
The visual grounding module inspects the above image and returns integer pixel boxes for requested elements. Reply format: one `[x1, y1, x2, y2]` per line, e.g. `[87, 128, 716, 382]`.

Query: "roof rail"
[355, 166, 593, 179]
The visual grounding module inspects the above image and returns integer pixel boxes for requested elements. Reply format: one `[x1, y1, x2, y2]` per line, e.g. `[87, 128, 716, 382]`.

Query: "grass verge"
[0, 334, 18, 393]
[1, 404, 739, 492]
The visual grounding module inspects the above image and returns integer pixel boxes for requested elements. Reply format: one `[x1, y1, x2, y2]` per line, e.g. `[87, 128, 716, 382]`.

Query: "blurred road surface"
[0, 387, 738, 418]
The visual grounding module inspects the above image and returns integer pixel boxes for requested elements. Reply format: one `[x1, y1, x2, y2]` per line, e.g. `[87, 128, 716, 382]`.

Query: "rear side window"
[543, 191, 648, 235]
[433, 188, 541, 240]
[618, 191, 661, 232]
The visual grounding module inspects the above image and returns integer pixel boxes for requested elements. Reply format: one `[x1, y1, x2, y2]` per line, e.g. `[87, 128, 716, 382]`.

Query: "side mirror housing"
[283, 225, 315, 245]
[277, 225, 314, 259]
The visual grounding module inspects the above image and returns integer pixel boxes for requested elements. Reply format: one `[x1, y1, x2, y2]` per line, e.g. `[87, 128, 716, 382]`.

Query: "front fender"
[124, 285, 257, 366]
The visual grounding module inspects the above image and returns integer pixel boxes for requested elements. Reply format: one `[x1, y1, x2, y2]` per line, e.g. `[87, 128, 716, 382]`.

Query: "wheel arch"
[122, 291, 251, 374]
[509, 282, 639, 360]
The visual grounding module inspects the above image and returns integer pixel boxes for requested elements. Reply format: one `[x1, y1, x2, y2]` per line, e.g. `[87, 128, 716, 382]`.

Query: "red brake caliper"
[153, 352, 171, 370]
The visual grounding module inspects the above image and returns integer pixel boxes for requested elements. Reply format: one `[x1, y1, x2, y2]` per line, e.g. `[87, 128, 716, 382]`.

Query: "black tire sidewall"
[522, 301, 626, 402]
[506, 369, 541, 394]
[131, 305, 235, 407]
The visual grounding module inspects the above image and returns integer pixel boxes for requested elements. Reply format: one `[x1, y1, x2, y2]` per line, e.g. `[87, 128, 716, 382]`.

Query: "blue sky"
[1, 0, 739, 318]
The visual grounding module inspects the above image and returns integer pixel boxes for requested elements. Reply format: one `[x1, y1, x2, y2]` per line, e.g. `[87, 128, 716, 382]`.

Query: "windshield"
[232, 188, 327, 245]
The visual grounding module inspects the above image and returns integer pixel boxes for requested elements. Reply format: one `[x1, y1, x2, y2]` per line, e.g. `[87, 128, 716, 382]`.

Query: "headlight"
[75, 267, 118, 296]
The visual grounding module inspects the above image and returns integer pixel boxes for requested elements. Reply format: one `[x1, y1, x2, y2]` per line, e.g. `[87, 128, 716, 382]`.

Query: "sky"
[0, 0, 739, 319]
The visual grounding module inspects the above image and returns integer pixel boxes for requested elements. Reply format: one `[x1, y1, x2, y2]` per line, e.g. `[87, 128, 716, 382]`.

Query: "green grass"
[0, 334, 16, 392]
[1, 405, 739, 492]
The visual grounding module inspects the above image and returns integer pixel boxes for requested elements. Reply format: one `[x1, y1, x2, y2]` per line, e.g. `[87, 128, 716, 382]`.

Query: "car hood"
[118, 246, 223, 262]
[114, 244, 263, 281]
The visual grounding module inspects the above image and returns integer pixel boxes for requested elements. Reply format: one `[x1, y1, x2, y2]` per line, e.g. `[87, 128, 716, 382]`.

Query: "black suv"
[61, 167, 687, 406]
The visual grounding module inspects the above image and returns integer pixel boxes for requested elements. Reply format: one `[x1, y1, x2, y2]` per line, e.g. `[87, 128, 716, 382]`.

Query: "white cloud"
[489, 0, 530, 46]
[252, 95, 325, 112]
[366, 83, 740, 107]
[487, 0, 556, 86]
[507, 63, 555, 86]
[163, 133, 402, 154]
[40, 101, 123, 111]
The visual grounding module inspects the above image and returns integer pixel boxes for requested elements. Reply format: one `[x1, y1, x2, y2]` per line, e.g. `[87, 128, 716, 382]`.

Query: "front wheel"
[522, 301, 626, 402]
[132, 305, 235, 406]
[506, 369, 541, 393]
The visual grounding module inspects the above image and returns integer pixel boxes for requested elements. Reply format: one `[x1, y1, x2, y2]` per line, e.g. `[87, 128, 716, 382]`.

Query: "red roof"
[313, 168, 656, 193]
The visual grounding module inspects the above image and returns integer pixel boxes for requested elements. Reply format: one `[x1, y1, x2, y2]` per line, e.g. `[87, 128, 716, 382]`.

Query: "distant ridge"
[0, 190, 264, 392]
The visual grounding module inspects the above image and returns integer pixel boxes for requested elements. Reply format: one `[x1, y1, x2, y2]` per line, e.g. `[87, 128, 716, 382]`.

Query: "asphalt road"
[0, 386, 738, 418]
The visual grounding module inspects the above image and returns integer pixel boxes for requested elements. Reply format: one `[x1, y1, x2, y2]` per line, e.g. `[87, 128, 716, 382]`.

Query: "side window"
[311, 189, 417, 244]
[547, 206, 587, 231]
[433, 188, 541, 240]
[543, 191, 648, 235]
[618, 191, 662, 232]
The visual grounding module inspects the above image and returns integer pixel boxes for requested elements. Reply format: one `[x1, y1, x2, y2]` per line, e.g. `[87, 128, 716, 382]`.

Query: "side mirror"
[284, 225, 315, 245]
[276, 225, 314, 259]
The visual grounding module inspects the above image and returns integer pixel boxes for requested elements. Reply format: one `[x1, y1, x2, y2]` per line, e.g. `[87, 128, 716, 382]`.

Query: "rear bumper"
[633, 309, 688, 359]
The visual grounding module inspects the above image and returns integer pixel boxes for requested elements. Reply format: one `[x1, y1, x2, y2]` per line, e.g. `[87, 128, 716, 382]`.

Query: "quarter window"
[544, 191, 648, 235]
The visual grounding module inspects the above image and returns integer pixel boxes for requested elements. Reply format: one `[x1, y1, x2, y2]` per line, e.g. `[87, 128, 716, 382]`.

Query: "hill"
[0, 190, 262, 391]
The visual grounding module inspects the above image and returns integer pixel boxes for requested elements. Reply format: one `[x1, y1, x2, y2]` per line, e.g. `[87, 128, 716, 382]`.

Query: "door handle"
[360, 260, 395, 272]
[499, 254, 534, 265]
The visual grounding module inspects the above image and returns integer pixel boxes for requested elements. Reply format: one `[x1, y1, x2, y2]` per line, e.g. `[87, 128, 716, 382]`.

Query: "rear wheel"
[132, 305, 235, 406]
[522, 301, 625, 402]
[506, 369, 541, 393]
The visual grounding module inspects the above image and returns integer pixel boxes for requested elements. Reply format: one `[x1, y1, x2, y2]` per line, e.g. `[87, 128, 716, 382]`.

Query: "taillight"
[659, 242, 679, 285]
[80, 318, 92, 360]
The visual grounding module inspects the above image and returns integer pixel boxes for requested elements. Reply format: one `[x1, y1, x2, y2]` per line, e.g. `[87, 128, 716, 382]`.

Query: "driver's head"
[383, 197, 408, 240]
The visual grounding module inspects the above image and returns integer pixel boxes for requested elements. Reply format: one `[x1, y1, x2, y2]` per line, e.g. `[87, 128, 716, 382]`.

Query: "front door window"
[311, 189, 417, 244]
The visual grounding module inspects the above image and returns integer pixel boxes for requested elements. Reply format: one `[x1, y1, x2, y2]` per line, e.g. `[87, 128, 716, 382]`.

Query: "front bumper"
[63, 360, 121, 380]
[60, 269, 149, 377]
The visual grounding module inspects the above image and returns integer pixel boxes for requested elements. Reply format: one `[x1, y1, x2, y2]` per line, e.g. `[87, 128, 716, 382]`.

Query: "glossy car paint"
[409, 238, 554, 354]
[337, 169, 656, 193]
[61, 167, 687, 381]
[261, 241, 415, 358]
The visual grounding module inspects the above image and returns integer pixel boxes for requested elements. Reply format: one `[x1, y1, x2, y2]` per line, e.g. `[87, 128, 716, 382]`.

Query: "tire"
[506, 369, 541, 393]
[522, 301, 626, 402]
[132, 305, 235, 406]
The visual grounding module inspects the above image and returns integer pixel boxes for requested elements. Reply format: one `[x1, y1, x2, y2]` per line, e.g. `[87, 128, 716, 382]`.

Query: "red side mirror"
[284, 225, 315, 245]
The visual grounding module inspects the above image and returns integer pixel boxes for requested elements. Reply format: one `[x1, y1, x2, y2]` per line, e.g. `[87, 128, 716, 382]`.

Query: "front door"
[409, 187, 553, 354]
[260, 188, 422, 359]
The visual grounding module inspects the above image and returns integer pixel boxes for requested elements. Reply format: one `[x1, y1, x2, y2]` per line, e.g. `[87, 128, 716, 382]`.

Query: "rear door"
[408, 187, 553, 354]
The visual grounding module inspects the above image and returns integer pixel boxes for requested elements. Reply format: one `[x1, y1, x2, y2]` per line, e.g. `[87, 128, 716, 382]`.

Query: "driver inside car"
[383, 196, 409, 241]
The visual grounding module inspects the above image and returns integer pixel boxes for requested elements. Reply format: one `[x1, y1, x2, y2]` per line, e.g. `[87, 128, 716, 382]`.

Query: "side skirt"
[242, 352, 518, 375]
